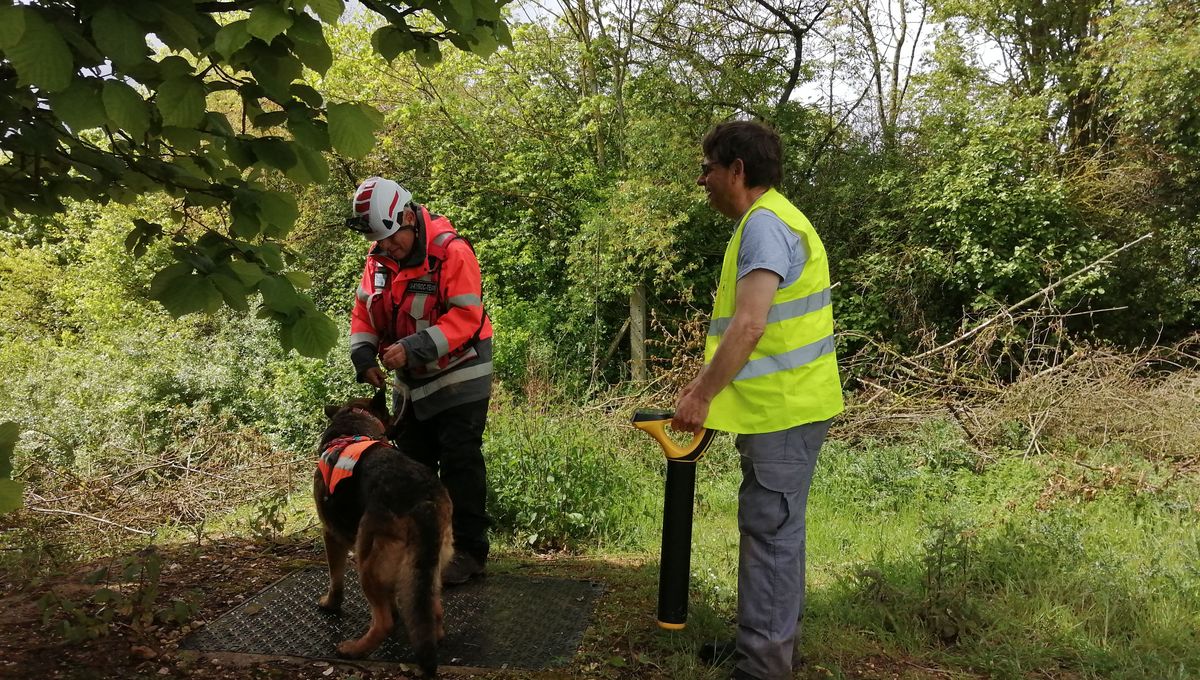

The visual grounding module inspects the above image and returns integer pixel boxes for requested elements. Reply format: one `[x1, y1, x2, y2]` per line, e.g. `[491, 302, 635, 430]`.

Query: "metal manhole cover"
[181, 567, 604, 670]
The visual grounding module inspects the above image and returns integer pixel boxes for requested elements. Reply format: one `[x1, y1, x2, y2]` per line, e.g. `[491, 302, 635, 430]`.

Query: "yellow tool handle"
[631, 409, 715, 461]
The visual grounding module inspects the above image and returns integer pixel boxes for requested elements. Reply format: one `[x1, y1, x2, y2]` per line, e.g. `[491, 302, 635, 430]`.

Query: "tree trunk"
[630, 284, 646, 381]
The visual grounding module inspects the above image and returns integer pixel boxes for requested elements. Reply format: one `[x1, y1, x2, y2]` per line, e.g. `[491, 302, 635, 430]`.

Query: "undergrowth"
[483, 392, 663, 552]
[795, 427, 1200, 679]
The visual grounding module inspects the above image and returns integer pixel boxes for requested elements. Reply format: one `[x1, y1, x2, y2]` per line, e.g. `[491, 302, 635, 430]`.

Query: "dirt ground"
[0, 538, 930, 680]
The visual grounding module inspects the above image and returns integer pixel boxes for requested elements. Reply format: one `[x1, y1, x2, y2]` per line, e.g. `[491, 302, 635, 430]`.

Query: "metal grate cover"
[181, 567, 604, 670]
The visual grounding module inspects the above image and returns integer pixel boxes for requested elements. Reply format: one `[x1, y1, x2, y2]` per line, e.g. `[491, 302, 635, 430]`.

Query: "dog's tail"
[397, 493, 454, 677]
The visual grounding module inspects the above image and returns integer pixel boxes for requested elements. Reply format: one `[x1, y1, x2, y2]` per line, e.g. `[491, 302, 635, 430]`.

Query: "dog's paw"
[336, 639, 368, 658]
[318, 592, 343, 611]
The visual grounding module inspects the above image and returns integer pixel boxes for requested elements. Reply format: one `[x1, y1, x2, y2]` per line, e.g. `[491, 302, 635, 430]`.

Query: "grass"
[476, 408, 1197, 678]
[339, 407, 1200, 677]
[661, 418, 1200, 679]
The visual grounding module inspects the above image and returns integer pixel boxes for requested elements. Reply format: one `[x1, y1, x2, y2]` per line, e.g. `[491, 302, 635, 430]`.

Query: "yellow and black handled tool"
[632, 408, 716, 630]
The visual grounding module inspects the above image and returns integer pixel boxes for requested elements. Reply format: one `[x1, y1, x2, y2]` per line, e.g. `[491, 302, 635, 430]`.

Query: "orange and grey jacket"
[350, 205, 493, 419]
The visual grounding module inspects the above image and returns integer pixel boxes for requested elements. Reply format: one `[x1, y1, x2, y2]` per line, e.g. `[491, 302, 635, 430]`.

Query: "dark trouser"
[396, 397, 491, 561]
[733, 418, 831, 680]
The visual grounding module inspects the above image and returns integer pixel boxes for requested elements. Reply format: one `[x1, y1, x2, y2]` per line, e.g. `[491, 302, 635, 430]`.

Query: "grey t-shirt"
[737, 208, 807, 287]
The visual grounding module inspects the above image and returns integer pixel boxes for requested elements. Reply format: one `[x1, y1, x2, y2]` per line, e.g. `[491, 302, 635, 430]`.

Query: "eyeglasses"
[700, 161, 722, 176]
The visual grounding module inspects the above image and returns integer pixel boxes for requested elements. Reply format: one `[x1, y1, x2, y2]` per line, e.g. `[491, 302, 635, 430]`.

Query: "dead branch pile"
[836, 232, 1198, 464]
[843, 320, 1199, 459]
[978, 342, 1200, 461]
[6, 413, 307, 560]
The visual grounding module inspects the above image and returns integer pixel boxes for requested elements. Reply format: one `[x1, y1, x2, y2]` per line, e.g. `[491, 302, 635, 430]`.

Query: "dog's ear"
[370, 389, 390, 423]
[324, 403, 341, 419]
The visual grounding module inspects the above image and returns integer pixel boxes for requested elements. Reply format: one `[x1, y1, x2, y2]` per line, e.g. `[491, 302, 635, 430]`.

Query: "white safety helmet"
[347, 177, 413, 241]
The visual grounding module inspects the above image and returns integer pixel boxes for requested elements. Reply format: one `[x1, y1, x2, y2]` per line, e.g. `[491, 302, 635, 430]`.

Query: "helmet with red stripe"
[347, 177, 413, 241]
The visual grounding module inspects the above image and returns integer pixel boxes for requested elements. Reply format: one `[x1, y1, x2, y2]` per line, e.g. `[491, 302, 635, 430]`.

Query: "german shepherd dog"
[315, 391, 454, 676]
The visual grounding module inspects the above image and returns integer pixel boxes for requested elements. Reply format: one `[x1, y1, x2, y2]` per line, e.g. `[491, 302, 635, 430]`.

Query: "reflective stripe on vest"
[317, 436, 379, 494]
[447, 294, 481, 307]
[708, 287, 832, 338]
[703, 189, 845, 434]
[350, 331, 378, 351]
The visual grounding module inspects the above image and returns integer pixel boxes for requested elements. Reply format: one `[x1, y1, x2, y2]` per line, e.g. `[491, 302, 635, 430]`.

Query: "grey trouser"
[733, 418, 831, 680]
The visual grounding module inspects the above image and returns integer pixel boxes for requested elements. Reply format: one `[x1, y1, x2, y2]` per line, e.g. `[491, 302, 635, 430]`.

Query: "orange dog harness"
[318, 435, 380, 493]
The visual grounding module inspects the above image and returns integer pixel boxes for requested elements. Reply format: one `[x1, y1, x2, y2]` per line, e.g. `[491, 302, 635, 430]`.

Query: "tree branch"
[193, 1, 254, 11]
[28, 506, 154, 535]
[360, 0, 421, 24]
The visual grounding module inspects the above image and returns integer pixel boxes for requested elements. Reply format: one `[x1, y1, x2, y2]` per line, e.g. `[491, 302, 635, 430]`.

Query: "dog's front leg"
[319, 529, 350, 611]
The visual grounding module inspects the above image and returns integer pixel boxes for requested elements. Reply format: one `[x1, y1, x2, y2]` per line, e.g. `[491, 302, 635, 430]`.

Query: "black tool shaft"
[657, 459, 697, 627]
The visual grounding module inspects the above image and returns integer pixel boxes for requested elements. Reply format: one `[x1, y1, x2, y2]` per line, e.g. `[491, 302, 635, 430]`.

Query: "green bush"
[484, 399, 660, 551]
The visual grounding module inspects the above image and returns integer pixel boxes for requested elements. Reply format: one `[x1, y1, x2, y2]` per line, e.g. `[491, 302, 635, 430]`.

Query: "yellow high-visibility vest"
[703, 189, 844, 434]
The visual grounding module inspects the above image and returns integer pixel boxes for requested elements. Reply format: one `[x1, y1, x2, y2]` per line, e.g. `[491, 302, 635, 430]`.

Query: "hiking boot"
[442, 551, 485, 586]
[699, 639, 743, 666]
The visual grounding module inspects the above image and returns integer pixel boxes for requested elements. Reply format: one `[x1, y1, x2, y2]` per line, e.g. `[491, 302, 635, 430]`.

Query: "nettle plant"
[37, 546, 198, 643]
[0, 0, 510, 357]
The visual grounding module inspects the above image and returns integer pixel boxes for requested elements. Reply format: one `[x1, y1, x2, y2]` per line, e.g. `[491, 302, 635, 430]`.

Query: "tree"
[840, 0, 929, 151]
[0, 0, 510, 357]
[933, 0, 1113, 150]
[0, 421, 20, 515]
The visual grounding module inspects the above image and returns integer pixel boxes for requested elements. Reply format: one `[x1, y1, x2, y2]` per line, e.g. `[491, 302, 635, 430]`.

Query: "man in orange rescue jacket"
[347, 176, 493, 585]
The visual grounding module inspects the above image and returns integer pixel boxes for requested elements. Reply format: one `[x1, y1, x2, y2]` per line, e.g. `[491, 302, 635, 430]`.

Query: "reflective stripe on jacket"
[317, 436, 379, 494]
[703, 188, 844, 434]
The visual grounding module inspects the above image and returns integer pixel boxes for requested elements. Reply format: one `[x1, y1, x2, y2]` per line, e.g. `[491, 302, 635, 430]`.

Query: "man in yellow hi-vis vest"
[673, 121, 844, 680]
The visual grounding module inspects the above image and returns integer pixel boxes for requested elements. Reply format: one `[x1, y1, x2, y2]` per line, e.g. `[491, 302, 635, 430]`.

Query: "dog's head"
[320, 390, 391, 448]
